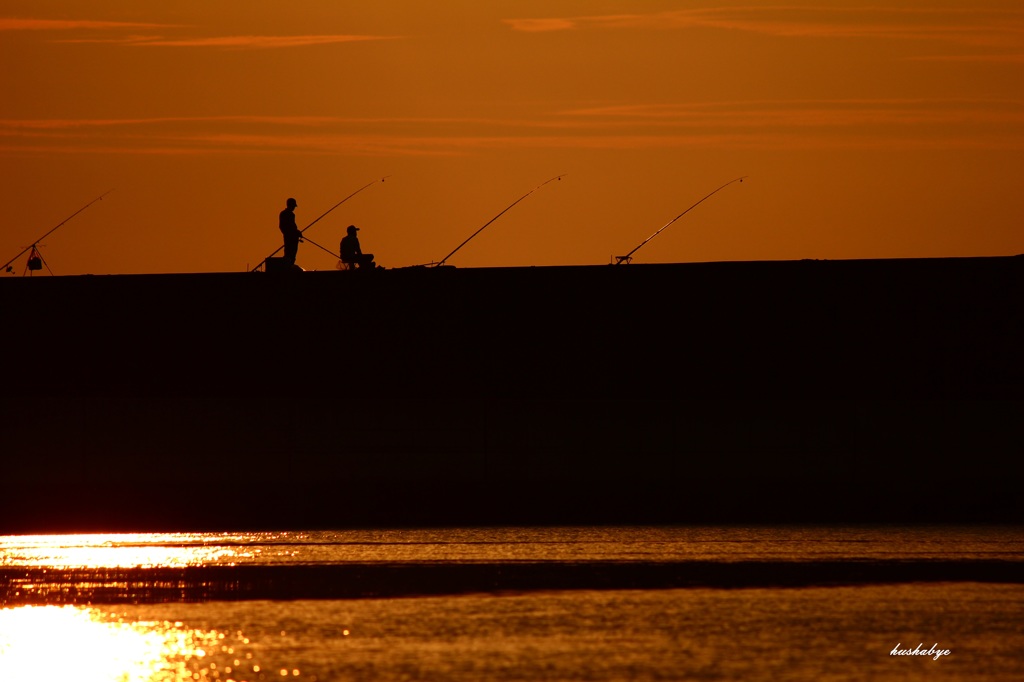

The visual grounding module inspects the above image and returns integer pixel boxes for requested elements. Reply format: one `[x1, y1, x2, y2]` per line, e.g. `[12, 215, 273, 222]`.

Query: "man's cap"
[347, 225, 359, 233]
[287, 198, 297, 207]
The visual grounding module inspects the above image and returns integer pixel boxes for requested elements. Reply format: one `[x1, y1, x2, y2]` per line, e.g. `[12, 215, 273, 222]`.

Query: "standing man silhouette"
[279, 198, 300, 265]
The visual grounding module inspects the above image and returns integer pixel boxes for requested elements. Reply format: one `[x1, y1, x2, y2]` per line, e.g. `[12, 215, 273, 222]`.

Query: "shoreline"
[4, 558, 1024, 605]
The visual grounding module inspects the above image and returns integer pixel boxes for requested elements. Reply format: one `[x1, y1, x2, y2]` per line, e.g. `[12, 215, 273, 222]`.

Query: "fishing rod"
[614, 176, 746, 265]
[435, 174, 566, 267]
[302, 235, 340, 260]
[252, 175, 389, 272]
[2, 189, 114, 274]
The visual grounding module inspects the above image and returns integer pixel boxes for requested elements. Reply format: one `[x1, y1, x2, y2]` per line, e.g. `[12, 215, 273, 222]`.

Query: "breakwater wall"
[2, 257, 1021, 531]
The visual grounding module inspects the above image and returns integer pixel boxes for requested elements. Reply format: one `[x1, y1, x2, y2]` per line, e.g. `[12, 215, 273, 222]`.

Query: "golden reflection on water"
[0, 605, 255, 682]
[0, 533, 255, 569]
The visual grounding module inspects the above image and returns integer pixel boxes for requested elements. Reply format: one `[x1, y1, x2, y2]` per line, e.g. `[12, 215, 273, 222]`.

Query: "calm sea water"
[1, 526, 1022, 681]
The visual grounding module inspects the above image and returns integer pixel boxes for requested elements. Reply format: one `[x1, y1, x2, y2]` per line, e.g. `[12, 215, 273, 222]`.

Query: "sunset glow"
[1, 1, 1022, 274]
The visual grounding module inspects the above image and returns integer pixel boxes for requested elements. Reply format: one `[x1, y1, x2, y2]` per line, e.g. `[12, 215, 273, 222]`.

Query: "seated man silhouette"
[340, 225, 376, 269]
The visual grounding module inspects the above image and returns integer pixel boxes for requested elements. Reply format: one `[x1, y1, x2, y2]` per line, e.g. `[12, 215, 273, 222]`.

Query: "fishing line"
[615, 176, 746, 265]
[435, 174, 566, 267]
[253, 176, 389, 272]
[302, 236, 340, 260]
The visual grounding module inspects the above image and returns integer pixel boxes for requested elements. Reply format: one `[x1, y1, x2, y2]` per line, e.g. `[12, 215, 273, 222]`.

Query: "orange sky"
[2, 1, 1023, 274]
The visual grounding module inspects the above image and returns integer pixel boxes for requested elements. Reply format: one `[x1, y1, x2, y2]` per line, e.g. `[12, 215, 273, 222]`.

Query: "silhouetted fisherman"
[279, 197, 301, 265]
[340, 225, 376, 269]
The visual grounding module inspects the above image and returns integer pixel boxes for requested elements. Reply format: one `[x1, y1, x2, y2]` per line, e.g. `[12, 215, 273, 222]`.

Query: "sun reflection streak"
[0, 533, 262, 569]
[0, 605, 251, 682]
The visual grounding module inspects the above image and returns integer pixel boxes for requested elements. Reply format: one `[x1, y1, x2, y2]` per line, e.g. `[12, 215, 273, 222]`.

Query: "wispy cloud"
[504, 7, 1024, 48]
[0, 17, 171, 31]
[1, 16, 396, 49]
[60, 34, 396, 49]
[3, 98, 1024, 156]
[0, 115, 513, 131]
[909, 53, 1024, 63]
[559, 98, 1024, 128]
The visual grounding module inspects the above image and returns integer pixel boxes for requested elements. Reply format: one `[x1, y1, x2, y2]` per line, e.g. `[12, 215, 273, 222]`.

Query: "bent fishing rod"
[614, 176, 746, 265]
[434, 174, 566, 267]
[252, 176, 388, 272]
[2, 189, 114, 273]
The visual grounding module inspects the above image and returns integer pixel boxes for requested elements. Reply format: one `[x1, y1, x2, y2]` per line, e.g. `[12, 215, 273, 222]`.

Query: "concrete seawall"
[3, 257, 1021, 531]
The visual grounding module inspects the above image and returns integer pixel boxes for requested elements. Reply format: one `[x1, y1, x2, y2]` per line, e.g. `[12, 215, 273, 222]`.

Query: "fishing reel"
[27, 246, 43, 272]
[2, 246, 47, 275]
